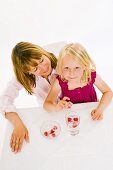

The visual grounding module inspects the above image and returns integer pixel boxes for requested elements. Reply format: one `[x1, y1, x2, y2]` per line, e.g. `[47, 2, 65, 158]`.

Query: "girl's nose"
[69, 70, 75, 76]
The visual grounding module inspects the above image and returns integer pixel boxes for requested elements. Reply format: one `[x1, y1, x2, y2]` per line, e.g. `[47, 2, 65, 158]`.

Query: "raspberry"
[53, 126, 57, 130]
[50, 129, 55, 134]
[51, 133, 56, 137]
[44, 131, 48, 136]
[73, 125, 77, 128]
[73, 118, 78, 122]
[67, 117, 72, 122]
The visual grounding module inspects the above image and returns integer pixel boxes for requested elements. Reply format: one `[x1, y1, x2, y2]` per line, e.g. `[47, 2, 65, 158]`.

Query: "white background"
[0, 0, 113, 148]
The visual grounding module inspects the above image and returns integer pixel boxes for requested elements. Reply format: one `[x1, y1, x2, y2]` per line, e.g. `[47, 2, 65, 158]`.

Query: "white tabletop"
[0, 102, 113, 170]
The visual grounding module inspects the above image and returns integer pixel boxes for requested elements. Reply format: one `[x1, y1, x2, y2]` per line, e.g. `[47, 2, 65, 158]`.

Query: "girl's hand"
[56, 96, 73, 111]
[91, 109, 103, 120]
[10, 123, 29, 153]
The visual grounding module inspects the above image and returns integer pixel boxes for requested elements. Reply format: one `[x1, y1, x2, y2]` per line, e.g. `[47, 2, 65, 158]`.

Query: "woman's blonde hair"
[56, 43, 96, 83]
[12, 41, 57, 94]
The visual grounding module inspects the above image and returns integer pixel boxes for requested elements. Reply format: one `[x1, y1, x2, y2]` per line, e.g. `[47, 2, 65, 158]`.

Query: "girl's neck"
[68, 81, 80, 89]
[67, 79, 87, 90]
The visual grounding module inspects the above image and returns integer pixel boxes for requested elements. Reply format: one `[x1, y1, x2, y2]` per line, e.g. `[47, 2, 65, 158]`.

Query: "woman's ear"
[27, 72, 30, 75]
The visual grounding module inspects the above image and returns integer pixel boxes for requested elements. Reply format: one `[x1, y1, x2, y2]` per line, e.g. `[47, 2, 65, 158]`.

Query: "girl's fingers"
[92, 114, 99, 120]
[61, 103, 67, 108]
[91, 110, 99, 120]
[61, 98, 73, 109]
[91, 110, 95, 116]
[68, 102, 73, 107]
[91, 111, 97, 120]
[62, 96, 70, 101]
[25, 133, 29, 143]
[98, 114, 103, 120]
[64, 102, 73, 109]
[96, 114, 100, 120]
[58, 97, 72, 110]
[91, 110, 103, 120]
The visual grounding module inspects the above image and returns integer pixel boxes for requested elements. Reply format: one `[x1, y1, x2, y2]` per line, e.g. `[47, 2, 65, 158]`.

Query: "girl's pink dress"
[56, 71, 97, 104]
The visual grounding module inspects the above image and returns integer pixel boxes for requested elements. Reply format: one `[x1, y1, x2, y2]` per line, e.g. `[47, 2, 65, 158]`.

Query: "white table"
[0, 102, 113, 170]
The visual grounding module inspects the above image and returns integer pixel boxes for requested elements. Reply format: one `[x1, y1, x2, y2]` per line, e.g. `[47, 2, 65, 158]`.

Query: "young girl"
[44, 43, 113, 120]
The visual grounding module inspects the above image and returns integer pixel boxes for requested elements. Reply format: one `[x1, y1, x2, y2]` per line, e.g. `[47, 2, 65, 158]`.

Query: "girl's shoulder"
[56, 75, 68, 88]
[89, 70, 96, 84]
[91, 70, 96, 78]
[56, 75, 67, 82]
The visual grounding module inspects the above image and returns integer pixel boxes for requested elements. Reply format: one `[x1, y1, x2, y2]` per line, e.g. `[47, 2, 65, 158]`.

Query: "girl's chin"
[68, 78, 77, 81]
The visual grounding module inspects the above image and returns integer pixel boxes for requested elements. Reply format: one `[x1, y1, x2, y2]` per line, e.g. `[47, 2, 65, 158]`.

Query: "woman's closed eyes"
[30, 58, 44, 73]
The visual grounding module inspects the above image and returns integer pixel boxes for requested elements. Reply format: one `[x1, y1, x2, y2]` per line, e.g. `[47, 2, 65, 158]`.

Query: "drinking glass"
[66, 111, 80, 136]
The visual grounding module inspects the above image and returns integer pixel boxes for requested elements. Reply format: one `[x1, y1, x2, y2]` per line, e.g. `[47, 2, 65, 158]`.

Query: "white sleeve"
[0, 77, 23, 116]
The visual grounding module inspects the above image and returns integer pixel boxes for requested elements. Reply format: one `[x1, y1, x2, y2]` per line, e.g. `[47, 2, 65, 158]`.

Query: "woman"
[0, 41, 58, 153]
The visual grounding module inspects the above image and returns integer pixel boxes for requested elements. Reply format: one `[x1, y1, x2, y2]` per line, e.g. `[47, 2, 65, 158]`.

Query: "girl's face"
[61, 55, 84, 82]
[28, 55, 52, 78]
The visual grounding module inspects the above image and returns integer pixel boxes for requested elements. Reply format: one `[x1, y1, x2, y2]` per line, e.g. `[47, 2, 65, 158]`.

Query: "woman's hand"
[10, 123, 29, 153]
[56, 96, 73, 111]
[5, 112, 29, 153]
[91, 109, 103, 120]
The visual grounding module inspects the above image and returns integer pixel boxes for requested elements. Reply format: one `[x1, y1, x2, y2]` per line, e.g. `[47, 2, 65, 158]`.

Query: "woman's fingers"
[10, 135, 24, 153]
[15, 137, 20, 151]
[10, 135, 15, 150]
[10, 126, 29, 153]
[18, 137, 24, 152]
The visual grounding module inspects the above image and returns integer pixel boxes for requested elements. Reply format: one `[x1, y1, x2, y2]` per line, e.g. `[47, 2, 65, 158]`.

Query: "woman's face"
[28, 55, 52, 78]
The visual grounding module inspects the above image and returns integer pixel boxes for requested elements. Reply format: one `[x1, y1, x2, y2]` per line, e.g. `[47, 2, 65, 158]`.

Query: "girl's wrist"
[96, 106, 104, 114]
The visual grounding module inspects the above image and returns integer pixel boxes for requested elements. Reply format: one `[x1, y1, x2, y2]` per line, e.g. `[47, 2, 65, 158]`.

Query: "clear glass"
[40, 120, 61, 139]
[66, 111, 80, 136]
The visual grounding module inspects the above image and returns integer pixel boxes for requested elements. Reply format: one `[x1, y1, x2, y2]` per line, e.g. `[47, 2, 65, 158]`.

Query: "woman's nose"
[38, 64, 46, 74]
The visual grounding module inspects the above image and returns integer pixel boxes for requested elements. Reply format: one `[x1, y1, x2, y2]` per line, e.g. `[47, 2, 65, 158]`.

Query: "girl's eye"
[64, 67, 69, 70]
[75, 67, 80, 69]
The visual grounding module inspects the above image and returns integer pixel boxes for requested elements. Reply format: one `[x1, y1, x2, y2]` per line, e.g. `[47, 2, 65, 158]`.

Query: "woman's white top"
[0, 69, 56, 116]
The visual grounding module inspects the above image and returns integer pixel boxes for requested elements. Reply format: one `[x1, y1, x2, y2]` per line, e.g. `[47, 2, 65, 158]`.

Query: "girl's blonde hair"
[56, 43, 96, 83]
[12, 41, 57, 94]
